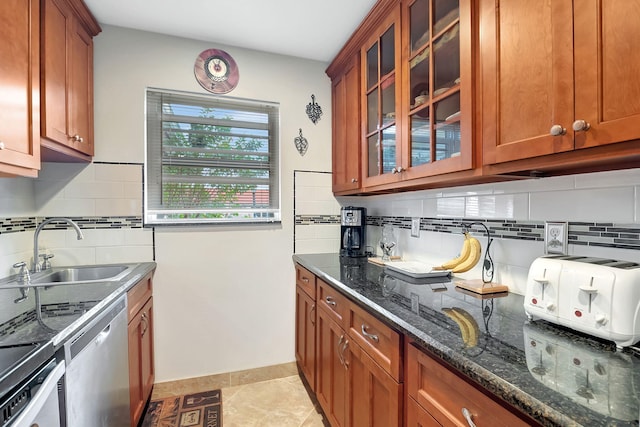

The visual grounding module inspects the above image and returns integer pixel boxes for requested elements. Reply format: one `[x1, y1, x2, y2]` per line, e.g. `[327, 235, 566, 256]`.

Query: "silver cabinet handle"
[309, 304, 315, 326]
[325, 296, 336, 306]
[0, 141, 4, 150]
[392, 166, 405, 174]
[341, 339, 349, 370]
[337, 334, 345, 366]
[301, 277, 309, 283]
[351, 178, 358, 183]
[361, 324, 379, 343]
[572, 119, 591, 132]
[462, 408, 477, 427]
[549, 124, 566, 136]
[141, 312, 149, 336]
[72, 134, 84, 142]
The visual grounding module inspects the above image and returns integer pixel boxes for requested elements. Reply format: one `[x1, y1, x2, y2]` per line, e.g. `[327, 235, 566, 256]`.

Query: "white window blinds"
[145, 88, 280, 225]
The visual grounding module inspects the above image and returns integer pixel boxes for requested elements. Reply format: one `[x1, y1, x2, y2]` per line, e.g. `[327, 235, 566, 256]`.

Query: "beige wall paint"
[93, 25, 333, 381]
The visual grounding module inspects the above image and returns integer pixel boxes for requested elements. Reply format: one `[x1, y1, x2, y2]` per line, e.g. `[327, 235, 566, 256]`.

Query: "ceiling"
[83, 0, 378, 63]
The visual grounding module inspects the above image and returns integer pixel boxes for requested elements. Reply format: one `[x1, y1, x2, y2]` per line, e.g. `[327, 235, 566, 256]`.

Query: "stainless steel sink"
[30, 264, 133, 285]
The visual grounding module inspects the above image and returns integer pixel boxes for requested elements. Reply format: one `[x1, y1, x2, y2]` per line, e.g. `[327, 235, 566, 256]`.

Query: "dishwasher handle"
[65, 296, 126, 361]
[11, 360, 65, 427]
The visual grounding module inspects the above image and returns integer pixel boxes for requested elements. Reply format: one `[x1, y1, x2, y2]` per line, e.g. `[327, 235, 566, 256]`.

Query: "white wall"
[93, 26, 333, 381]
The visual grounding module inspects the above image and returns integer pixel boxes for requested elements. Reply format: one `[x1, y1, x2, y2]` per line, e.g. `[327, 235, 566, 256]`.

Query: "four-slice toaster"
[524, 255, 640, 349]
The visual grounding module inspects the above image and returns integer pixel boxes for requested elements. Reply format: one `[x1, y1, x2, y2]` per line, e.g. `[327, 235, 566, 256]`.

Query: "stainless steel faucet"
[33, 217, 84, 272]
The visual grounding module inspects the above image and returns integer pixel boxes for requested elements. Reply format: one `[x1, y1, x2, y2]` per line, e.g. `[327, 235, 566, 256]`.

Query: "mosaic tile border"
[0, 216, 143, 235]
[367, 216, 640, 251]
[295, 214, 341, 225]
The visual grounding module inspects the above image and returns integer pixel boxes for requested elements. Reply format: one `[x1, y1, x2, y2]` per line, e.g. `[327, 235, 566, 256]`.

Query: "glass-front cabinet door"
[361, 6, 402, 186]
[401, 0, 473, 179]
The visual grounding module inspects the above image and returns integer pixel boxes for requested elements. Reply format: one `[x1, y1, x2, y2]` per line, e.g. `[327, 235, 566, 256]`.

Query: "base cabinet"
[295, 284, 316, 390]
[127, 273, 155, 427]
[407, 342, 534, 427]
[295, 265, 402, 427]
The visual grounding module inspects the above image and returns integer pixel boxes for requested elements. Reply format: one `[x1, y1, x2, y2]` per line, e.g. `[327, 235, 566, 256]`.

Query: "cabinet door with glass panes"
[401, 0, 474, 180]
[361, 6, 403, 187]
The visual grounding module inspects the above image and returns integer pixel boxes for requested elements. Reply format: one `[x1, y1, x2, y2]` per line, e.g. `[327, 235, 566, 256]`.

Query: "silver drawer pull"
[337, 334, 345, 366]
[361, 324, 379, 343]
[462, 408, 477, 427]
[302, 277, 309, 283]
[325, 296, 336, 306]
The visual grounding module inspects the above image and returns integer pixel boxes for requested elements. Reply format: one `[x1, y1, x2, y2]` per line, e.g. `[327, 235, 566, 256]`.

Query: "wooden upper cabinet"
[400, 0, 474, 180]
[481, 0, 640, 166]
[0, 0, 41, 177]
[574, 0, 640, 150]
[361, 5, 403, 188]
[332, 55, 362, 194]
[41, 0, 100, 161]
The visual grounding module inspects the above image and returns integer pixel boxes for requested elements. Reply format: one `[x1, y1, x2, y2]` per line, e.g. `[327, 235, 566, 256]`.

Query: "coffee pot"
[340, 207, 366, 257]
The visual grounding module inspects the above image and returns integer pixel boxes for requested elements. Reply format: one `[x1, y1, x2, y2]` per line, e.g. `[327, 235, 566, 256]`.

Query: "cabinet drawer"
[348, 303, 402, 381]
[317, 279, 349, 328]
[407, 343, 534, 427]
[295, 264, 316, 298]
[127, 272, 153, 320]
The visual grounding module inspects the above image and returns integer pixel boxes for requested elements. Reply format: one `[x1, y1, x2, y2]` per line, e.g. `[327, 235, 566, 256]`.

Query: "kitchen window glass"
[144, 88, 281, 225]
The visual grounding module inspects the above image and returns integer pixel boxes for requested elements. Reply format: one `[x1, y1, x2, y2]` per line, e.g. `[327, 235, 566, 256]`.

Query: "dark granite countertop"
[293, 253, 640, 427]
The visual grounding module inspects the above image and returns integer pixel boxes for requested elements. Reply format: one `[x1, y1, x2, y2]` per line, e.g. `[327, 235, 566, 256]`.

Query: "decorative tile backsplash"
[0, 216, 143, 235]
[368, 216, 640, 251]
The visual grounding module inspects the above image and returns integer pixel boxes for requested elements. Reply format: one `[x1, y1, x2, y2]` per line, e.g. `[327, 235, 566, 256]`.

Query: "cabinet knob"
[72, 135, 84, 143]
[325, 296, 336, 306]
[351, 178, 358, 183]
[572, 120, 591, 132]
[392, 166, 404, 174]
[0, 141, 4, 150]
[549, 125, 566, 136]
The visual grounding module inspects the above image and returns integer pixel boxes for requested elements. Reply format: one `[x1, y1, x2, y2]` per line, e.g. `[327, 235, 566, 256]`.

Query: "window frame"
[143, 87, 281, 226]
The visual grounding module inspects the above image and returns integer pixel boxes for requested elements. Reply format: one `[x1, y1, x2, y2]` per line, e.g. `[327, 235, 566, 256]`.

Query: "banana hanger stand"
[456, 222, 508, 294]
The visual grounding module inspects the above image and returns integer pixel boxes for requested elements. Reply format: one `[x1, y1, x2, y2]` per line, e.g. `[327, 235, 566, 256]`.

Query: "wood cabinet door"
[400, 0, 475, 180]
[332, 55, 362, 194]
[573, 0, 640, 150]
[140, 297, 155, 407]
[0, 0, 40, 176]
[344, 339, 402, 427]
[295, 285, 316, 390]
[316, 307, 347, 427]
[128, 296, 154, 427]
[480, 0, 575, 164]
[41, 0, 95, 158]
[360, 5, 403, 188]
[67, 17, 94, 155]
[406, 396, 441, 427]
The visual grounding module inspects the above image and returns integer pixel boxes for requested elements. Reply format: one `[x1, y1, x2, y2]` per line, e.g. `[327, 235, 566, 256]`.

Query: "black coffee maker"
[340, 206, 366, 257]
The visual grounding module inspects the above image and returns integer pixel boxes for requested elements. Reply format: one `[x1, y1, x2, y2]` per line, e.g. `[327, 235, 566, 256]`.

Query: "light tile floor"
[150, 363, 326, 427]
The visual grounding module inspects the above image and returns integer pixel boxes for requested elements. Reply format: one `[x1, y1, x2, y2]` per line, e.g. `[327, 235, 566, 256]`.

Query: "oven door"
[11, 360, 65, 427]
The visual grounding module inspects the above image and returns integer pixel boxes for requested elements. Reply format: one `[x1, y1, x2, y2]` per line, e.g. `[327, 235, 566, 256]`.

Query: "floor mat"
[141, 389, 222, 427]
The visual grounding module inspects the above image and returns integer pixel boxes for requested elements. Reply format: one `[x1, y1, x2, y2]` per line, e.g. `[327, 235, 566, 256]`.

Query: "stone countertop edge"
[50, 262, 157, 349]
[292, 255, 575, 427]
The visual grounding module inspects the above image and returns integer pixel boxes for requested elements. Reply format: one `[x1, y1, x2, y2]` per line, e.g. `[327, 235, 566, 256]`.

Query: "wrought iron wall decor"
[294, 128, 308, 156]
[306, 94, 323, 124]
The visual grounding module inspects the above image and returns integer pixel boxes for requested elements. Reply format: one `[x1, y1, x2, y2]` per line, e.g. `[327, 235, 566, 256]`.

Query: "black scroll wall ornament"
[306, 94, 323, 124]
[294, 128, 308, 156]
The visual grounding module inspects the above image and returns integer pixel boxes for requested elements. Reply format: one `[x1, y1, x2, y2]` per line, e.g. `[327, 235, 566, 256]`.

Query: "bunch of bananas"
[442, 307, 480, 348]
[432, 232, 482, 273]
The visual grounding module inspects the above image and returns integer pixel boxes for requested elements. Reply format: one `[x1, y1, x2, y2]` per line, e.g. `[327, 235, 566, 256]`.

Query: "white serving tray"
[384, 261, 451, 278]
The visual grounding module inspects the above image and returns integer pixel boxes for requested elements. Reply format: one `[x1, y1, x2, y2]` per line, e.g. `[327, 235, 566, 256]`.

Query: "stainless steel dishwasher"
[64, 295, 130, 427]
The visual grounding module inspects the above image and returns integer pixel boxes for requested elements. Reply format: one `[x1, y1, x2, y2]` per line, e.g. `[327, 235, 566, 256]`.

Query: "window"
[144, 88, 280, 225]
